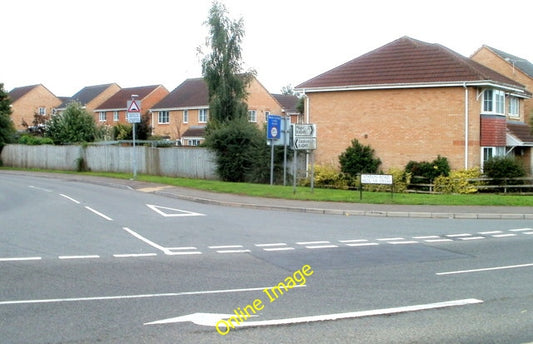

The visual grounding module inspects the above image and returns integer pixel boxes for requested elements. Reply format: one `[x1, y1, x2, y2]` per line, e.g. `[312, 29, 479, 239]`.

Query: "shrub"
[301, 165, 352, 189]
[18, 134, 53, 145]
[405, 155, 450, 182]
[483, 156, 526, 185]
[434, 168, 482, 194]
[339, 139, 381, 177]
[388, 168, 411, 193]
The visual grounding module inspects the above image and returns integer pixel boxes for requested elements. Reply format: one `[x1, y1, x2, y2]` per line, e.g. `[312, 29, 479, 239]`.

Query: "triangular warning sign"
[128, 100, 140, 112]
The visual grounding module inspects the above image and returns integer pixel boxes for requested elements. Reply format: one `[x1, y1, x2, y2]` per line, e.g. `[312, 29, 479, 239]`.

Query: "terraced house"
[296, 37, 532, 174]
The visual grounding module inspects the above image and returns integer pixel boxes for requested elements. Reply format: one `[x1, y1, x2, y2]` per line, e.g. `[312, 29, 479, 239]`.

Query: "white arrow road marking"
[144, 298, 483, 327]
[147, 204, 205, 217]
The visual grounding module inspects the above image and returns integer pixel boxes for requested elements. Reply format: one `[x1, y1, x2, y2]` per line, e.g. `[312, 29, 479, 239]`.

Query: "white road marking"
[346, 243, 379, 247]
[167, 251, 203, 255]
[459, 236, 485, 241]
[296, 241, 330, 245]
[424, 239, 453, 243]
[446, 233, 471, 238]
[388, 241, 418, 245]
[85, 206, 113, 221]
[437, 263, 533, 276]
[58, 255, 100, 260]
[0, 257, 42, 262]
[208, 245, 243, 249]
[113, 253, 158, 258]
[305, 244, 338, 249]
[478, 231, 502, 235]
[216, 249, 251, 254]
[0, 286, 304, 306]
[412, 235, 440, 239]
[122, 227, 171, 255]
[28, 185, 52, 192]
[509, 228, 533, 232]
[146, 204, 205, 217]
[59, 194, 80, 204]
[524, 232, 533, 235]
[254, 243, 287, 247]
[492, 233, 517, 238]
[263, 247, 295, 251]
[145, 299, 483, 327]
[167, 247, 198, 250]
[377, 237, 404, 241]
[338, 239, 369, 243]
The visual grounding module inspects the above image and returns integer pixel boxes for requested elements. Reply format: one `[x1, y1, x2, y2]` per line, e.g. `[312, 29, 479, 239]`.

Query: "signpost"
[127, 97, 141, 179]
[267, 115, 282, 185]
[360, 174, 394, 200]
[291, 123, 317, 193]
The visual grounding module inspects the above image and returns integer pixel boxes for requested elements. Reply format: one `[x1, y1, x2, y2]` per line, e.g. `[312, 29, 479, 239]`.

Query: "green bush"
[339, 139, 381, 177]
[434, 168, 482, 194]
[18, 134, 54, 145]
[405, 155, 450, 182]
[301, 165, 352, 189]
[483, 156, 526, 185]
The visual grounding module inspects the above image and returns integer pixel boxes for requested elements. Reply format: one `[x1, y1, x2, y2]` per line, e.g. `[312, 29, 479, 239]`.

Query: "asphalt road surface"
[1, 173, 532, 343]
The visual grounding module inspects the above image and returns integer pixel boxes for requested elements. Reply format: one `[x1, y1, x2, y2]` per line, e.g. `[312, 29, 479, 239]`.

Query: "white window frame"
[482, 89, 505, 115]
[188, 139, 201, 146]
[113, 111, 119, 122]
[264, 111, 270, 122]
[158, 111, 170, 124]
[183, 110, 189, 124]
[99, 111, 106, 122]
[199, 109, 208, 123]
[509, 97, 519, 118]
[248, 110, 257, 122]
[481, 146, 505, 171]
[38, 107, 46, 116]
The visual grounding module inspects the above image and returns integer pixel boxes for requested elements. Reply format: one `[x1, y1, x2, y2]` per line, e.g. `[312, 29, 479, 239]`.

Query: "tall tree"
[200, 0, 253, 126]
[0, 83, 16, 150]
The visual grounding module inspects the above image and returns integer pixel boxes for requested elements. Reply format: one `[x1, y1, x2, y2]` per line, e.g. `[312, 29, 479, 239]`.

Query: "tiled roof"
[296, 36, 524, 90]
[272, 94, 300, 114]
[59, 83, 118, 108]
[152, 78, 208, 110]
[182, 125, 206, 138]
[507, 122, 533, 144]
[95, 85, 162, 110]
[481, 46, 533, 79]
[8, 84, 41, 103]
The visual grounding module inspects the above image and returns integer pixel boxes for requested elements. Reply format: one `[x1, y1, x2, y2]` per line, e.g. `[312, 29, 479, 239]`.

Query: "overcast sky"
[3, 0, 532, 96]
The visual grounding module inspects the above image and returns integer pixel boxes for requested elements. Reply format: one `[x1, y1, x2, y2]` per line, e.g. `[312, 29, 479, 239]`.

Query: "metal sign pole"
[270, 138, 275, 186]
[132, 122, 137, 179]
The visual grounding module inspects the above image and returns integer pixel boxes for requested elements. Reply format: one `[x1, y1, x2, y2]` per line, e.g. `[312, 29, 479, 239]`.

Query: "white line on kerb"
[60, 194, 80, 204]
[0, 257, 42, 262]
[85, 206, 113, 221]
[437, 263, 533, 276]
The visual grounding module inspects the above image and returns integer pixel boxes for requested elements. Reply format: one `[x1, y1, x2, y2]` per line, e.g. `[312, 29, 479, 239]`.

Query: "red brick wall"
[307, 86, 481, 171]
[480, 115, 506, 146]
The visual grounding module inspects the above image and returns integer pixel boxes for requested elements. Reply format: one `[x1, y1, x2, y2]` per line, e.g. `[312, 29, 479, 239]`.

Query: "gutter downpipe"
[463, 82, 469, 169]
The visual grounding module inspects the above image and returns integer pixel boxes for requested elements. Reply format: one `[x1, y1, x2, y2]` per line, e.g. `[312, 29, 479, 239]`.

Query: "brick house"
[150, 77, 288, 146]
[471, 46, 533, 173]
[295, 37, 531, 173]
[93, 85, 169, 126]
[56, 83, 120, 115]
[8, 84, 62, 131]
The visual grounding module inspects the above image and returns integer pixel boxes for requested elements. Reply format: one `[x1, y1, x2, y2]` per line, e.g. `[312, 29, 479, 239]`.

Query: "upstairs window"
[483, 89, 505, 115]
[183, 110, 189, 123]
[158, 111, 169, 124]
[38, 107, 46, 115]
[199, 109, 208, 123]
[248, 110, 257, 122]
[509, 97, 519, 117]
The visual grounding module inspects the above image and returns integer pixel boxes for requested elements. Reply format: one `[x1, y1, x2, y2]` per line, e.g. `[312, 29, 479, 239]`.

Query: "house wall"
[86, 84, 121, 114]
[307, 87, 481, 171]
[246, 78, 284, 123]
[152, 108, 206, 139]
[10, 86, 61, 131]
[472, 48, 532, 123]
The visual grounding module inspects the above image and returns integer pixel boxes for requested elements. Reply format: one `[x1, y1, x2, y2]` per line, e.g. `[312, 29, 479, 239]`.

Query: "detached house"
[94, 85, 168, 125]
[150, 77, 288, 146]
[8, 84, 62, 131]
[296, 36, 532, 173]
[56, 83, 120, 115]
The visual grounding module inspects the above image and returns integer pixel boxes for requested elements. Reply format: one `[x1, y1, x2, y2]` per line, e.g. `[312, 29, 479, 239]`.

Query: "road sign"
[127, 100, 142, 123]
[294, 137, 317, 150]
[293, 124, 316, 137]
[292, 123, 317, 150]
[267, 115, 282, 140]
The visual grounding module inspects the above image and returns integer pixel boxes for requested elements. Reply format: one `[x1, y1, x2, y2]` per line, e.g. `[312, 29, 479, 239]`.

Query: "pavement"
[3, 170, 533, 220]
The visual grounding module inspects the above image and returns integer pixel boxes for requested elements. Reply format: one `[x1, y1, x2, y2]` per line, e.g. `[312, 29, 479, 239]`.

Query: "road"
[0, 172, 532, 343]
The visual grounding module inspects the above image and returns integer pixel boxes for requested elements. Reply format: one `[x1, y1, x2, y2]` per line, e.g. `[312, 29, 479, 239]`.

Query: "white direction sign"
[293, 124, 316, 137]
[294, 137, 317, 150]
[292, 124, 317, 150]
[146, 204, 205, 217]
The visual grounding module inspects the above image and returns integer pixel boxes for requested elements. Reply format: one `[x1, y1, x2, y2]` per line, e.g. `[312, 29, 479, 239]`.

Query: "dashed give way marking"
[146, 204, 205, 217]
[144, 298, 483, 327]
